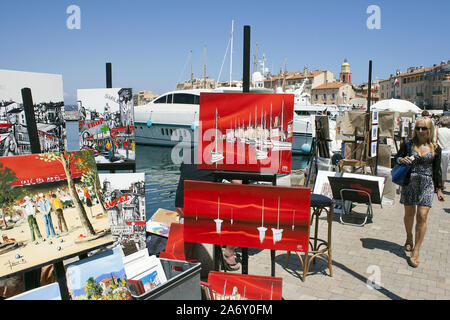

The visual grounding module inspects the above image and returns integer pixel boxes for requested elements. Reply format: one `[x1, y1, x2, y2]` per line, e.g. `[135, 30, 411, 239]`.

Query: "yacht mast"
[229, 20, 234, 87]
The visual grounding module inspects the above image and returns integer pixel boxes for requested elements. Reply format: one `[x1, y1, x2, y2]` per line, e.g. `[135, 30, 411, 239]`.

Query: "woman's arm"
[433, 146, 445, 200]
[394, 141, 409, 165]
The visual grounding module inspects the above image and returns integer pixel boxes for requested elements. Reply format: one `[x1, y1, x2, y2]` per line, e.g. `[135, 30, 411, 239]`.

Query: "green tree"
[85, 277, 103, 300]
[37, 151, 96, 236]
[0, 163, 25, 229]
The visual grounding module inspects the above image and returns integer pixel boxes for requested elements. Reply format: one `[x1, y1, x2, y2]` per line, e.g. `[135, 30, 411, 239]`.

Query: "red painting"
[183, 181, 310, 252]
[207, 271, 282, 300]
[0, 152, 85, 186]
[198, 93, 294, 174]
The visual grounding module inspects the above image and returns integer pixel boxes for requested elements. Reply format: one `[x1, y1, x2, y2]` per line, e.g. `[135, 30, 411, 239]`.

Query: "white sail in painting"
[257, 199, 267, 244]
[271, 100, 292, 151]
[271, 197, 284, 244]
[210, 108, 224, 163]
[214, 196, 223, 234]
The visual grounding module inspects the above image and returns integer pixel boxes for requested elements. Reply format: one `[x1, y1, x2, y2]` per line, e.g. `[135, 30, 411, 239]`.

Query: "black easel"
[96, 62, 136, 173]
[21, 88, 71, 300]
[305, 118, 331, 188]
[212, 171, 278, 277]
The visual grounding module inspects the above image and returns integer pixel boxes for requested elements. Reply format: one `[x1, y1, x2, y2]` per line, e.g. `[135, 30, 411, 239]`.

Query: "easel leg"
[242, 247, 248, 275]
[54, 262, 70, 300]
[23, 269, 41, 291]
[213, 245, 222, 271]
[271, 250, 276, 277]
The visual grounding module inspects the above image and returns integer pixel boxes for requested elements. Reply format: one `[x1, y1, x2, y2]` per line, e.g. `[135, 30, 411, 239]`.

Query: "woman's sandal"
[408, 256, 420, 268]
[404, 242, 413, 252]
[222, 252, 241, 271]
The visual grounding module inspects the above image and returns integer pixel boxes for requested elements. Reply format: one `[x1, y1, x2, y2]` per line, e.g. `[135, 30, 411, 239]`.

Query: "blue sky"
[0, 0, 449, 105]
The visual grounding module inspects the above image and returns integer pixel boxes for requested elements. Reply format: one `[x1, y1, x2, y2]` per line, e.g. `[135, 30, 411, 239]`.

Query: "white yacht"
[134, 87, 314, 154]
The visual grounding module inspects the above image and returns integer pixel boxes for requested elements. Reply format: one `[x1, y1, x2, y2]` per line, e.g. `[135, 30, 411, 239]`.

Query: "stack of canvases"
[0, 70, 153, 300]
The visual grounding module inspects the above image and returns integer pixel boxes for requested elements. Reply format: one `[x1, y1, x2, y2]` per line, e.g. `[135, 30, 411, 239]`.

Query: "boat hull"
[135, 122, 312, 155]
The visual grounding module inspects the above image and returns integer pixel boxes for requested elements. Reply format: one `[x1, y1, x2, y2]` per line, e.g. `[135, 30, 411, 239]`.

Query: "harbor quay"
[193, 180, 450, 300]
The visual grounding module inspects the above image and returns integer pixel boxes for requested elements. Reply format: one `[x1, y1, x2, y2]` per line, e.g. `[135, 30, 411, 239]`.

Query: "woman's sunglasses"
[415, 126, 429, 131]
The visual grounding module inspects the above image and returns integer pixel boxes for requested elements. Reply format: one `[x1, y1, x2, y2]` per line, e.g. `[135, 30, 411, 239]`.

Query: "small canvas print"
[371, 109, 379, 125]
[99, 173, 146, 250]
[0, 69, 67, 157]
[0, 151, 113, 278]
[371, 141, 377, 157]
[66, 247, 131, 300]
[371, 125, 378, 141]
[77, 88, 135, 165]
[7, 282, 61, 300]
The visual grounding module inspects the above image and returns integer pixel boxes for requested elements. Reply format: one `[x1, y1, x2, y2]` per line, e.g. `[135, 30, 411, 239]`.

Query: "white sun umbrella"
[370, 99, 422, 116]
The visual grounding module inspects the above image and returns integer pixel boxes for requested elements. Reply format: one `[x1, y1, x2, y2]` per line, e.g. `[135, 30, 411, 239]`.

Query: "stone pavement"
[197, 180, 450, 300]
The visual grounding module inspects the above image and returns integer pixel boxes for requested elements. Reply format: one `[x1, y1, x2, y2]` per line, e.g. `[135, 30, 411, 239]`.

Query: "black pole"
[243, 26, 251, 93]
[21, 88, 41, 154]
[367, 60, 373, 129]
[106, 62, 112, 88]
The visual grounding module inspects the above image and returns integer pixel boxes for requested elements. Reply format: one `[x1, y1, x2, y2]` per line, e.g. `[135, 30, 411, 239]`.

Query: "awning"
[0, 151, 91, 186]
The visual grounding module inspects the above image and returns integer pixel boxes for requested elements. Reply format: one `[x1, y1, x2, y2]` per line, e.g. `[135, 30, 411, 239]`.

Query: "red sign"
[104, 194, 130, 209]
[198, 93, 294, 174]
[0, 152, 88, 186]
[183, 181, 310, 252]
[207, 271, 282, 300]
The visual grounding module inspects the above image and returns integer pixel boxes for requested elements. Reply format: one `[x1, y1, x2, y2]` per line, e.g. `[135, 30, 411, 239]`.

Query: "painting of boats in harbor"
[197, 93, 294, 174]
[183, 181, 310, 252]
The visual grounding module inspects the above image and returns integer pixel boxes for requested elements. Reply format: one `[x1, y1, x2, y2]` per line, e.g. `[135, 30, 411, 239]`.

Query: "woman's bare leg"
[403, 205, 415, 247]
[411, 205, 430, 261]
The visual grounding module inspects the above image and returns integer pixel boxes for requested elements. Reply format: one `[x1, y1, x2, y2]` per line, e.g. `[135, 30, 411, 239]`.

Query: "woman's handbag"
[392, 142, 411, 186]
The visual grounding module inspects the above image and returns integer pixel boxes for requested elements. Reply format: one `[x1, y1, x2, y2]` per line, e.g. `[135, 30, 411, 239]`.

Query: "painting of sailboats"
[183, 181, 310, 252]
[198, 93, 293, 173]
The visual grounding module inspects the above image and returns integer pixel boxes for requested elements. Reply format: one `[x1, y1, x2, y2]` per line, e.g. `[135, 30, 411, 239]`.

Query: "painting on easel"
[0, 69, 67, 157]
[0, 151, 113, 278]
[197, 93, 294, 174]
[183, 181, 310, 252]
[77, 88, 135, 165]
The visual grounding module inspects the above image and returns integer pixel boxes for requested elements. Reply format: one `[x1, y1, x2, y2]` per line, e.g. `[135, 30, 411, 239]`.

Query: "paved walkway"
[198, 180, 450, 300]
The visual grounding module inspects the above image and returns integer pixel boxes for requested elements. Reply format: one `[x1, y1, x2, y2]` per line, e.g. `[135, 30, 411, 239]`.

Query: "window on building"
[332, 93, 336, 99]
[323, 94, 327, 100]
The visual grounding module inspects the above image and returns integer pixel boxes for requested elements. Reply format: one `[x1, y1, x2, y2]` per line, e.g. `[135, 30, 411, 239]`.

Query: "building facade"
[379, 61, 450, 109]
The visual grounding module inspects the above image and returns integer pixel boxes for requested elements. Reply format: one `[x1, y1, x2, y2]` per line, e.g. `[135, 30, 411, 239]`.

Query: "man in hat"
[23, 196, 42, 243]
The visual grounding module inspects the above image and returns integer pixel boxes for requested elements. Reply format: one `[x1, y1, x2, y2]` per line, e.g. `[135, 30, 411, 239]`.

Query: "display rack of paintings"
[0, 150, 113, 278]
[0, 69, 67, 157]
[77, 88, 135, 167]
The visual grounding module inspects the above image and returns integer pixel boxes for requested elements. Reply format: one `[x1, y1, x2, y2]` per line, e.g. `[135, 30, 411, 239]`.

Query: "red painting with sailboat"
[197, 93, 294, 174]
[183, 181, 310, 252]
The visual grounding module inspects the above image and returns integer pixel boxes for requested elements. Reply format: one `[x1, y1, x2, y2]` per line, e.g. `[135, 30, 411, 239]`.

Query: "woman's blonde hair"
[412, 116, 437, 155]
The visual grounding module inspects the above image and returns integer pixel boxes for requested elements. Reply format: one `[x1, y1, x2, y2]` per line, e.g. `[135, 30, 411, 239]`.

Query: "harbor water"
[135, 144, 310, 221]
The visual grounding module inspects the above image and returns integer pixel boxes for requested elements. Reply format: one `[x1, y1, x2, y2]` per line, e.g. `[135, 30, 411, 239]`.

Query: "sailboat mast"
[229, 20, 234, 87]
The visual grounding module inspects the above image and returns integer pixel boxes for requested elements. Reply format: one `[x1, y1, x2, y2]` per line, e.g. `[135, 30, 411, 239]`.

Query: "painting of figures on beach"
[99, 173, 146, 251]
[197, 93, 294, 174]
[0, 69, 67, 156]
[77, 88, 135, 165]
[183, 181, 310, 252]
[0, 151, 112, 278]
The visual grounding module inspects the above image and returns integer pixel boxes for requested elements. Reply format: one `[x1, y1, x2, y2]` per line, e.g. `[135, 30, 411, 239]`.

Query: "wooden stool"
[286, 194, 334, 282]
